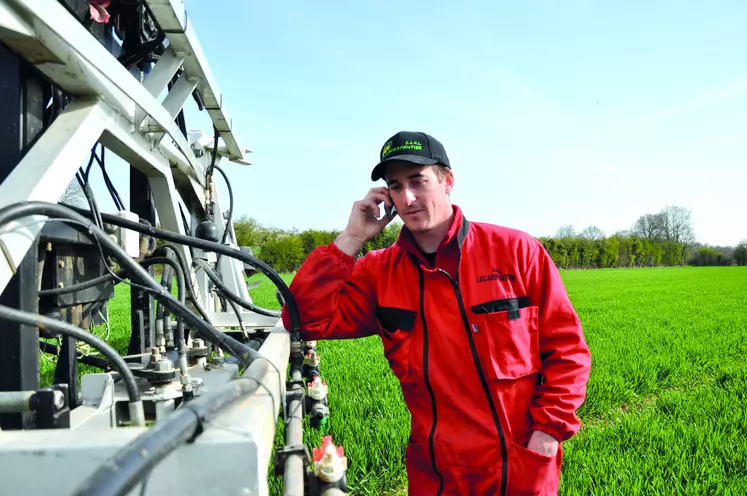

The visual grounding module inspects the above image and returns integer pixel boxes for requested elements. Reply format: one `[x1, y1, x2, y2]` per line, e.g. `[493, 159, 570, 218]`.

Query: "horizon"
[84, 0, 746, 247]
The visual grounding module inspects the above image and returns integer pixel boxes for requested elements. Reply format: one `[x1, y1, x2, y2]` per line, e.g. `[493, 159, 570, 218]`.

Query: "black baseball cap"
[371, 131, 451, 181]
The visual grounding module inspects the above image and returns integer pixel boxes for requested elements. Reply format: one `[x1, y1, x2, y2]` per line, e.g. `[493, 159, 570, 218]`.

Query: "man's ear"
[444, 171, 454, 194]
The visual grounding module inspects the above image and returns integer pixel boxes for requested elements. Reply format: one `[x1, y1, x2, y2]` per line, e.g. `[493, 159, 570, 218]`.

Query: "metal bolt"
[149, 347, 162, 363]
[193, 338, 205, 349]
[58, 260, 65, 268]
[57, 282, 64, 288]
[53, 390, 65, 410]
[155, 359, 173, 372]
[191, 377, 204, 397]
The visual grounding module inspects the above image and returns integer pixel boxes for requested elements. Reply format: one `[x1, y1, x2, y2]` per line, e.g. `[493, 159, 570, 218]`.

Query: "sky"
[89, 0, 747, 247]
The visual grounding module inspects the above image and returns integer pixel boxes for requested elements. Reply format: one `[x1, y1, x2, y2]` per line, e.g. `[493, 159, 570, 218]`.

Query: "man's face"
[384, 163, 454, 233]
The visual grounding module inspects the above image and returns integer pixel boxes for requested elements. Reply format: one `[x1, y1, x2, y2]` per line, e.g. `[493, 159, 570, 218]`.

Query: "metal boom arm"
[0, 1, 346, 495]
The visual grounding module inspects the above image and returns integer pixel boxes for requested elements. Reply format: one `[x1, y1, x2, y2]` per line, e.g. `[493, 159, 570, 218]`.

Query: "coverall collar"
[394, 204, 470, 272]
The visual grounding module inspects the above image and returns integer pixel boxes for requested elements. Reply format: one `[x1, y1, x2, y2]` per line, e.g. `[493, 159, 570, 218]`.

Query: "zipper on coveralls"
[417, 267, 445, 495]
[438, 267, 509, 496]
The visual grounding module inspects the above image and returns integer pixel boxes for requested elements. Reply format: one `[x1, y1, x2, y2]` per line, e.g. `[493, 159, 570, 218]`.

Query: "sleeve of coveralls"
[280, 242, 379, 341]
[524, 241, 592, 442]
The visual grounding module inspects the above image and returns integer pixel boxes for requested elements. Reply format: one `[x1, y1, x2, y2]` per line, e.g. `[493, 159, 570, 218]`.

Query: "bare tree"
[60, 178, 87, 209]
[555, 225, 576, 239]
[631, 215, 647, 238]
[661, 205, 696, 245]
[580, 225, 605, 241]
[631, 213, 666, 241]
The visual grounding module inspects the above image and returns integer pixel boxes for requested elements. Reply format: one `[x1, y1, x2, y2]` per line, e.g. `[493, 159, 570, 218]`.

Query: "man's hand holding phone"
[335, 187, 396, 257]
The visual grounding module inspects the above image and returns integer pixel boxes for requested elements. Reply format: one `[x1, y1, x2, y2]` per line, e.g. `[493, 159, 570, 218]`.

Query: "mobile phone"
[385, 203, 397, 218]
[384, 189, 397, 218]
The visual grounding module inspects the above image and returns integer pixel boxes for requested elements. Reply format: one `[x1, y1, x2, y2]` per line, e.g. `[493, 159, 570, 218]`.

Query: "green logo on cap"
[382, 140, 422, 159]
[381, 140, 393, 158]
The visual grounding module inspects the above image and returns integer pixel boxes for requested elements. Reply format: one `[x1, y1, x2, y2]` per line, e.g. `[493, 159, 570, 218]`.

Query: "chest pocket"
[469, 297, 540, 381]
[376, 306, 417, 383]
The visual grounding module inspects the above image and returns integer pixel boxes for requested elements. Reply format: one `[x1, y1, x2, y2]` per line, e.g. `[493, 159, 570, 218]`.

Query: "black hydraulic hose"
[155, 262, 174, 319]
[225, 296, 247, 337]
[75, 170, 103, 229]
[214, 164, 233, 247]
[39, 256, 198, 361]
[64, 204, 301, 336]
[212, 163, 233, 269]
[156, 244, 212, 325]
[72, 357, 270, 496]
[0, 304, 144, 425]
[38, 269, 126, 296]
[178, 203, 195, 259]
[205, 125, 219, 182]
[0, 202, 257, 365]
[137, 256, 186, 370]
[158, 264, 175, 351]
[83, 144, 97, 181]
[193, 258, 281, 318]
[94, 147, 125, 211]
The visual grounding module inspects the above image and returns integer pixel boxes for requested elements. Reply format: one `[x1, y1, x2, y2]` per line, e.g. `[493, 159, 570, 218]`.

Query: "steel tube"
[0, 391, 35, 413]
[72, 357, 269, 496]
[283, 367, 306, 496]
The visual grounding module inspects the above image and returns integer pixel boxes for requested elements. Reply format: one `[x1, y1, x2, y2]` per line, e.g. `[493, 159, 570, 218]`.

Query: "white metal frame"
[0, 3, 296, 494]
[0, 0, 271, 329]
[0, 321, 291, 496]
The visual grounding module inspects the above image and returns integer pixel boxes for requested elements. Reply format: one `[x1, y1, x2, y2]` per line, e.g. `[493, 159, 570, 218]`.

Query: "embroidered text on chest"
[475, 267, 516, 283]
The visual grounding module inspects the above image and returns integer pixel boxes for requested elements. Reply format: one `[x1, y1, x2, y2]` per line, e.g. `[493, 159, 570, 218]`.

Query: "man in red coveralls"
[281, 131, 592, 495]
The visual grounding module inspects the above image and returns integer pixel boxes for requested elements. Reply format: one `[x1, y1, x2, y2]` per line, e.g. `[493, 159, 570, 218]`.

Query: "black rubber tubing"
[193, 258, 281, 318]
[62, 202, 300, 337]
[0, 305, 139, 403]
[71, 356, 270, 496]
[138, 256, 187, 368]
[157, 244, 213, 325]
[38, 269, 125, 296]
[0, 202, 258, 365]
[212, 163, 234, 269]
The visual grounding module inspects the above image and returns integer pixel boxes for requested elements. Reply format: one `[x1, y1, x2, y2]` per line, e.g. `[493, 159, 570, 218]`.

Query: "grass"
[263, 266, 747, 496]
[550, 267, 747, 495]
[38, 266, 747, 495]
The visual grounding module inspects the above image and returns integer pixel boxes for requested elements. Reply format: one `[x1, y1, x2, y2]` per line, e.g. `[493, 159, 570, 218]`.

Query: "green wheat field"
[39, 266, 747, 495]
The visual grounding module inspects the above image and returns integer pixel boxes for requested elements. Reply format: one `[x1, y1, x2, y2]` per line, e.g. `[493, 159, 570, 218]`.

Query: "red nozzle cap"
[313, 436, 344, 463]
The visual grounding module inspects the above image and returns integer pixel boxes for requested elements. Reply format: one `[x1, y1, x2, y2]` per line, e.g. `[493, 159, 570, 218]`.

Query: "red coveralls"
[281, 205, 592, 495]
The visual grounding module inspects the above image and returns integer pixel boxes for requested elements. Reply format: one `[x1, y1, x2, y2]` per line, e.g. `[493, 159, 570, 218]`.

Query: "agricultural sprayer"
[0, 1, 347, 494]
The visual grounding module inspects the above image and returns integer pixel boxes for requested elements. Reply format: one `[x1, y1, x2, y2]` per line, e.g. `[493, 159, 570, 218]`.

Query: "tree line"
[59, 177, 746, 272]
[233, 216, 404, 273]
[542, 205, 695, 269]
[233, 204, 746, 273]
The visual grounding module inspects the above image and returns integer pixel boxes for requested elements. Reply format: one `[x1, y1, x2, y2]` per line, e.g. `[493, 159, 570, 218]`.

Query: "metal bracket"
[284, 388, 306, 425]
[130, 366, 177, 386]
[286, 379, 306, 393]
[34, 384, 71, 429]
[273, 444, 311, 477]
